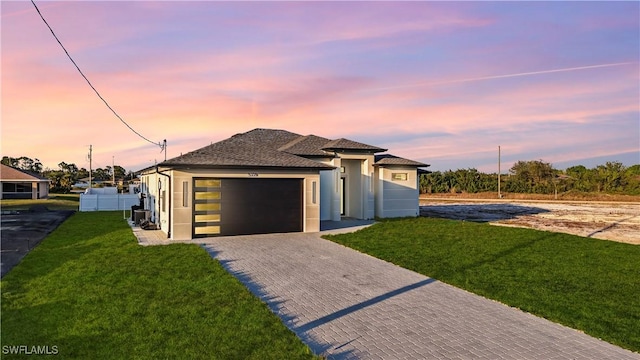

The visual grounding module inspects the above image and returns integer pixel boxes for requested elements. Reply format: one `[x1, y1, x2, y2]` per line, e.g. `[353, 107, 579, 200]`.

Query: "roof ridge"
[277, 134, 308, 151]
[322, 138, 387, 153]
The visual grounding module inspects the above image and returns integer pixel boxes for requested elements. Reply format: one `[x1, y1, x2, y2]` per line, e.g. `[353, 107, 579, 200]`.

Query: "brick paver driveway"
[201, 230, 639, 360]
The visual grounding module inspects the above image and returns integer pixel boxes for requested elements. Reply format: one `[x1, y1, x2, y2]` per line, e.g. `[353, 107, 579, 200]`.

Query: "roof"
[0, 164, 50, 182]
[234, 128, 302, 149]
[279, 135, 334, 157]
[374, 154, 430, 167]
[322, 138, 387, 153]
[156, 128, 425, 170]
[160, 129, 333, 169]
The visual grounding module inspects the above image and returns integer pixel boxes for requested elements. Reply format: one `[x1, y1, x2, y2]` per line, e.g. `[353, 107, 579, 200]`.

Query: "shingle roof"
[157, 128, 426, 170]
[374, 154, 430, 167]
[322, 138, 387, 153]
[0, 164, 49, 181]
[161, 130, 333, 169]
[279, 135, 333, 157]
[236, 128, 302, 149]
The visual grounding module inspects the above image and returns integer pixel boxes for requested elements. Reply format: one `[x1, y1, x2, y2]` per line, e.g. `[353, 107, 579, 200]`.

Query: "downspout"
[156, 165, 171, 239]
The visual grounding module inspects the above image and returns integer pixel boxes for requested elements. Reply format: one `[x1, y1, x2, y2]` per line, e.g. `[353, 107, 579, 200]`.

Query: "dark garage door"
[193, 178, 303, 237]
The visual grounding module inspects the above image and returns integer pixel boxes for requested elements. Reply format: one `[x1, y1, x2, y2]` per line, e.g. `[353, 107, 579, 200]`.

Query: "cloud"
[368, 62, 637, 92]
[2, 1, 638, 173]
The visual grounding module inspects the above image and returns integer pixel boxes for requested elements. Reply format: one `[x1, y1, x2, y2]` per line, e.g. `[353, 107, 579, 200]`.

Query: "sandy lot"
[419, 199, 640, 245]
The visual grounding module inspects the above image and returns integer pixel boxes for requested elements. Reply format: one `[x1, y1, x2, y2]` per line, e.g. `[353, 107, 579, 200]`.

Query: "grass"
[1, 212, 318, 359]
[324, 217, 640, 352]
[1, 193, 80, 211]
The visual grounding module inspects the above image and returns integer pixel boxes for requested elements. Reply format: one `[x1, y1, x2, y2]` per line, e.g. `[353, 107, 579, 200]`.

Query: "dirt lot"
[420, 199, 640, 245]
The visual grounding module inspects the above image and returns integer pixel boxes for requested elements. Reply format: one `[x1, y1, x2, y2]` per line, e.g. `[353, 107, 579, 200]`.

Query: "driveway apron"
[201, 232, 639, 360]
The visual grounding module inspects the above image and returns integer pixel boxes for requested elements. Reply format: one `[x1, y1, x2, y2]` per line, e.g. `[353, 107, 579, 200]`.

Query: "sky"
[2, 1, 639, 173]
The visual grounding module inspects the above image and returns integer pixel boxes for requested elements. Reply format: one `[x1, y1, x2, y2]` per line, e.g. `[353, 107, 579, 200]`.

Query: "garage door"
[193, 178, 303, 237]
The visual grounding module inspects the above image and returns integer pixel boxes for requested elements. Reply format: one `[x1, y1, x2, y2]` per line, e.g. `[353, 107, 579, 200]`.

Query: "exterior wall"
[343, 159, 362, 218]
[321, 158, 342, 221]
[140, 171, 165, 234]
[375, 166, 420, 218]
[319, 169, 336, 221]
[0, 181, 48, 200]
[304, 176, 321, 232]
[38, 182, 50, 199]
[338, 153, 375, 220]
[140, 168, 322, 240]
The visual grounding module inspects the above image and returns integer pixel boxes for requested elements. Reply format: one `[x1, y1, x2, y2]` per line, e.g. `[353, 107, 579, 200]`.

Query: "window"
[392, 173, 408, 181]
[195, 203, 221, 211]
[195, 192, 221, 200]
[193, 178, 222, 237]
[195, 179, 221, 188]
[195, 214, 221, 222]
[194, 226, 220, 235]
[2, 183, 32, 193]
[312, 181, 317, 204]
[182, 181, 189, 207]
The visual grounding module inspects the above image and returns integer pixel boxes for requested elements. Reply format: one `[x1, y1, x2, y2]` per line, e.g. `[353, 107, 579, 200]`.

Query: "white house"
[138, 129, 428, 240]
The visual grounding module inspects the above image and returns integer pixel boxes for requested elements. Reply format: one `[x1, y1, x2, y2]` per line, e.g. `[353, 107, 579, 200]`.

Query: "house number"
[248, 172, 259, 177]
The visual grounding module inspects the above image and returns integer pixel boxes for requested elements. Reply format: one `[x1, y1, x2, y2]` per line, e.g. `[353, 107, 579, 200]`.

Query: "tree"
[565, 165, 592, 192]
[595, 161, 626, 193]
[1, 156, 43, 174]
[113, 165, 127, 180]
[93, 168, 109, 181]
[508, 160, 555, 194]
[624, 165, 640, 195]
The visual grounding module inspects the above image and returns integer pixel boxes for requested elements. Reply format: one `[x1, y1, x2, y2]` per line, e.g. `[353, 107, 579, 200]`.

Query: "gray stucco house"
[139, 128, 428, 239]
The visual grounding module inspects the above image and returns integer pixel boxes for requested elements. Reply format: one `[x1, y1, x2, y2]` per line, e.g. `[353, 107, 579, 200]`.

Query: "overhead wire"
[30, 0, 165, 153]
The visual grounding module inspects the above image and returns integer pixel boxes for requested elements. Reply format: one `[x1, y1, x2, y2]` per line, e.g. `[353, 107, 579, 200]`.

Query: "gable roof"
[322, 138, 387, 153]
[279, 135, 333, 157]
[374, 154, 430, 167]
[0, 164, 49, 182]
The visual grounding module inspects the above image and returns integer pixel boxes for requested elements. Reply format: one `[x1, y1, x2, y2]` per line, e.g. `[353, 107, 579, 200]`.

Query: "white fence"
[79, 192, 140, 212]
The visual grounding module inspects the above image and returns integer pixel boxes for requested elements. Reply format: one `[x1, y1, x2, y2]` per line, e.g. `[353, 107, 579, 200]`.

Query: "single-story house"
[0, 164, 50, 200]
[138, 128, 429, 240]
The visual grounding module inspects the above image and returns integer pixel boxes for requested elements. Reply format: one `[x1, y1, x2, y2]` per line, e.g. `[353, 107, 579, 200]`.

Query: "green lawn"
[1, 212, 318, 359]
[324, 217, 640, 352]
[1, 194, 79, 211]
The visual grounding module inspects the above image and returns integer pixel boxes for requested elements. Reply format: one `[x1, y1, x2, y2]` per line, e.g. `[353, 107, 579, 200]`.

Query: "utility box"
[134, 210, 150, 225]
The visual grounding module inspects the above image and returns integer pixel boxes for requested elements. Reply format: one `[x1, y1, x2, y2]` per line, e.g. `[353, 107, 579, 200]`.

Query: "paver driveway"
[201, 229, 639, 360]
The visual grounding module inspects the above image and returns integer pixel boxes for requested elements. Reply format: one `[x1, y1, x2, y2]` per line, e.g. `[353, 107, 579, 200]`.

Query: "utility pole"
[88, 145, 93, 189]
[112, 155, 115, 188]
[163, 139, 167, 162]
[498, 146, 501, 199]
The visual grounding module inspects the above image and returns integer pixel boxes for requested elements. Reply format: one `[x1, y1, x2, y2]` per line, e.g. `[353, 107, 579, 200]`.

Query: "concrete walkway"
[199, 230, 639, 360]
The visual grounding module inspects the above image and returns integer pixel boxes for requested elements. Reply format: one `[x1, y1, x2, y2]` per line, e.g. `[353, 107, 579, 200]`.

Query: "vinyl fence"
[79, 188, 140, 212]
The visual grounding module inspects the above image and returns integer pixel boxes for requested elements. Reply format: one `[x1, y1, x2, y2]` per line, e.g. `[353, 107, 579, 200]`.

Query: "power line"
[30, 0, 165, 153]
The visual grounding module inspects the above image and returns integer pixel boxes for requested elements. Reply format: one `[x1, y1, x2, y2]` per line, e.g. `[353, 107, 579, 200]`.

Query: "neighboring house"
[0, 164, 50, 200]
[138, 128, 429, 240]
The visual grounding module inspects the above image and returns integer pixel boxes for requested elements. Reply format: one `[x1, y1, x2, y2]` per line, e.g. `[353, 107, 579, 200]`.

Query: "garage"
[193, 177, 303, 237]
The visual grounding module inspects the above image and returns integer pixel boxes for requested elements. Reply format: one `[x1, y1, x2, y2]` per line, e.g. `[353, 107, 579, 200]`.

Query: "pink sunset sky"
[2, 1, 639, 173]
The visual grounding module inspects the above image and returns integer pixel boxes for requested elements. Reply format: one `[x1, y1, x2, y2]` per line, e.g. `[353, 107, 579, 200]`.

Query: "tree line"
[4, 155, 639, 196]
[420, 160, 640, 196]
[2, 156, 132, 193]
